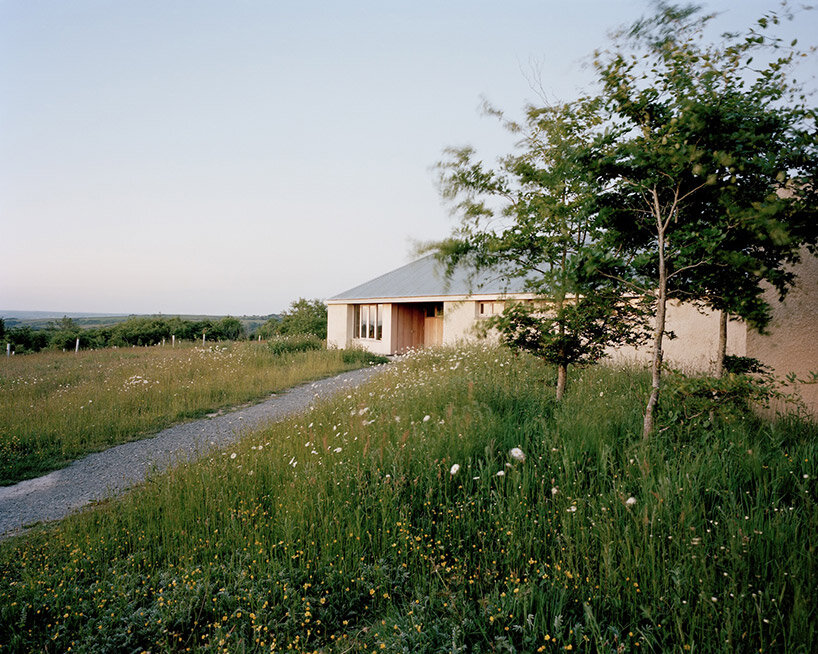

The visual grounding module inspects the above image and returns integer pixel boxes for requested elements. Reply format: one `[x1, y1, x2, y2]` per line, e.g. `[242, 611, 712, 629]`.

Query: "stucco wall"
[746, 250, 818, 416]
[442, 301, 480, 345]
[609, 301, 746, 371]
[327, 304, 350, 350]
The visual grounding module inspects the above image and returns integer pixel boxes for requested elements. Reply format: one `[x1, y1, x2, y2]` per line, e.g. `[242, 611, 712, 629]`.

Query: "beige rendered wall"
[327, 303, 350, 350]
[746, 250, 818, 416]
[609, 301, 746, 372]
[442, 301, 479, 345]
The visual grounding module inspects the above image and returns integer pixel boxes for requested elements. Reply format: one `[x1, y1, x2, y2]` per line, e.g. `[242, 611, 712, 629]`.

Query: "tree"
[589, 3, 818, 437]
[276, 298, 328, 340]
[214, 316, 244, 341]
[435, 100, 650, 400]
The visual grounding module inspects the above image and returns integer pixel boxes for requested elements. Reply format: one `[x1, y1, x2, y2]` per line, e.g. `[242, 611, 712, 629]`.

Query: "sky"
[1, 1, 816, 316]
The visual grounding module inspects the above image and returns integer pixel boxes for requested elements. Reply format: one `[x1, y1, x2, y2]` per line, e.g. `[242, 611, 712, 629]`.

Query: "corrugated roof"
[328, 254, 531, 301]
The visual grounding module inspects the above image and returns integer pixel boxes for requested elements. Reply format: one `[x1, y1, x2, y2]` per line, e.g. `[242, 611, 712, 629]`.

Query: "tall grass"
[0, 341, 380, 485]
[0, 345, 815, 652]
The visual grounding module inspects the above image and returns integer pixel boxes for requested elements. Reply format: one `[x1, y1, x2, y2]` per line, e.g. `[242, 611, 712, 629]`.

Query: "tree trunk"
[556, 363, 567, 401]
[715, 310, 728, 378]
[643, 223, 668, 440]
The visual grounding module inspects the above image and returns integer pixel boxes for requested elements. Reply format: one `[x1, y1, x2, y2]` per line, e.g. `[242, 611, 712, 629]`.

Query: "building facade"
[327, 253, 817, 414]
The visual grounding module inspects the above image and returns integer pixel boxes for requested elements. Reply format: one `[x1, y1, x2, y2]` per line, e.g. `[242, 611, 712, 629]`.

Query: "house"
[326, 254, 535, 356]
[327, 252, 818, 414]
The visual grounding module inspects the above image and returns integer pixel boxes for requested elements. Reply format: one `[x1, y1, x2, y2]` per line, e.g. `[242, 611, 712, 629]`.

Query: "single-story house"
[327, 252, 818, 414]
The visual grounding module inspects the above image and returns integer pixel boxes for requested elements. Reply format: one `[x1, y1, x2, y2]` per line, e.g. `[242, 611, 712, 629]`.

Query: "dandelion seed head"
[509, 447, 525, 462]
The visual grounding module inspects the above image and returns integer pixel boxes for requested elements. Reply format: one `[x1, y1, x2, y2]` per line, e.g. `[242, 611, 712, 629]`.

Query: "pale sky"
[2, 1, 815, 315]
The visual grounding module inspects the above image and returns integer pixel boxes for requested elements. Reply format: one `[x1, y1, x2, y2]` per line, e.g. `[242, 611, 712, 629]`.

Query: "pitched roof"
[328, 254, 531, 301]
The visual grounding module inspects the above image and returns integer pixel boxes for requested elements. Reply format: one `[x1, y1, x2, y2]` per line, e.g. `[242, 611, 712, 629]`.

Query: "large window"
[353, 304, 383, 340]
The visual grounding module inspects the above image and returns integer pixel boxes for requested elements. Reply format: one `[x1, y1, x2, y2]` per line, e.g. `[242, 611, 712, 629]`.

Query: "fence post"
[75, 337, 80, 353]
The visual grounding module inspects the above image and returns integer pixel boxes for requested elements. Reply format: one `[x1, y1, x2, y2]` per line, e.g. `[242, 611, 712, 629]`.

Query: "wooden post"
[162, 337, 166, 347]
[202, 332, 206, 345]
[172, 334, 176, 348]
[75, 337, 80, 353]
[5, 343, 9, 357]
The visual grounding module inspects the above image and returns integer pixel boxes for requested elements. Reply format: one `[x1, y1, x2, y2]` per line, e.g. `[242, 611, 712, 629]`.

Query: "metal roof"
[328, 254, 531, 301]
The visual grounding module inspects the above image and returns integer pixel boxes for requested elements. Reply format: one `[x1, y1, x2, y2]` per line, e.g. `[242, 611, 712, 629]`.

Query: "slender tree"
[435, 99, 649, 400]
[589, 3, 818, 436]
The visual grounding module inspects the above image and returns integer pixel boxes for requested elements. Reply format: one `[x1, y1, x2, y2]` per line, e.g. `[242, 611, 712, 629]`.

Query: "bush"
[266, 334, 324, 355]
[341, 347, 389, 365]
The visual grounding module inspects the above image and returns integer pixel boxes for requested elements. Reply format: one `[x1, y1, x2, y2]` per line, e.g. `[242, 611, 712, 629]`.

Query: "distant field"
[0, 341, 376, 485]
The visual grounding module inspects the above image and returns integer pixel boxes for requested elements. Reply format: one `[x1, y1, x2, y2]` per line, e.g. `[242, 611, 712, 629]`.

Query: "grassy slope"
[0, 345, 815, 653]
[0, 342, 377, 485]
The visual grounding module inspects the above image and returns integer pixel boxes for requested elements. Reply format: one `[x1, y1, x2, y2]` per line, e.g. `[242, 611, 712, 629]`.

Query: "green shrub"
[266, 333, 324, 355]
[341, 347, 389, 365]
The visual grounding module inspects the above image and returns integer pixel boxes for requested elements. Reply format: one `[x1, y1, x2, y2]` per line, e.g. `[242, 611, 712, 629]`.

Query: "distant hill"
[0, 311, 278, 332]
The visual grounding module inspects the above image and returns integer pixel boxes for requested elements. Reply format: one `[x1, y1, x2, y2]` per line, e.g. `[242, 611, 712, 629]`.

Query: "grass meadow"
[0, 339, 378, 485]
[0, 345, 816, 652]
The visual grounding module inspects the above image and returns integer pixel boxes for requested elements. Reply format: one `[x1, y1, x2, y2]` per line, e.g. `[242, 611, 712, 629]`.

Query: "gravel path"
[0, 364, 389, 540]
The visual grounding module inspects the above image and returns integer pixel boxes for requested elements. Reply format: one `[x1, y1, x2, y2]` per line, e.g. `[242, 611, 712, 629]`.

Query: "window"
[353, 304, 383, 340]
[477, 301, 503, 317]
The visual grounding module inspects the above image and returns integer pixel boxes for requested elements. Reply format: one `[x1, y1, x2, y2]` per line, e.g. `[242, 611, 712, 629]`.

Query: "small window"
[425, 302, 443, 318]
[478, 301, 502, 317]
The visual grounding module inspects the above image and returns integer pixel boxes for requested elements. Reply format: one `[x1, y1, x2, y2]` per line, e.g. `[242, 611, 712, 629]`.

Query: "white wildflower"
[334, 447, 342, 453]
[551, 487, 559, 496]
[423, 415, 431, 422]
[567, 505, 577, 513]
[496, 470, 505, 477]
[626, 496, 637, 506]
[230, 453, 237, 460]
[509, 447, 525, 462]
[450, 464, 460, 476]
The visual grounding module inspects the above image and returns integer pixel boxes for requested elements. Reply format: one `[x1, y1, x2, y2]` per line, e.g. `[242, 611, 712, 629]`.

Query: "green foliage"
[1, 346, 815, 652]
[4, 326, 49, 354]
[277, 298, 328, 339]
[492, 296, 650, 368]
[254, 299, 327, 340]
[435, 100, 650, 396]
[585, 3, 818, 436]
[2, 315, 256, 353]
[341, 347, 389, 366]
[266, 333, 324, 355]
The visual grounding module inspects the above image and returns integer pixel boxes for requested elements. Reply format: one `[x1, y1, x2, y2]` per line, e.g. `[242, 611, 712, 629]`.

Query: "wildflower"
[509, 447, 525, 462]
[423, 415, 431, 422]
[230, 453, 237, 460]
[496, 470, 505, 477]
[450, 464, 460, 476]
[567, 505, 577, 513]
[334, 447, 342, 453]
[626, 496, 637, 506]
[551, 487, 559, 496]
